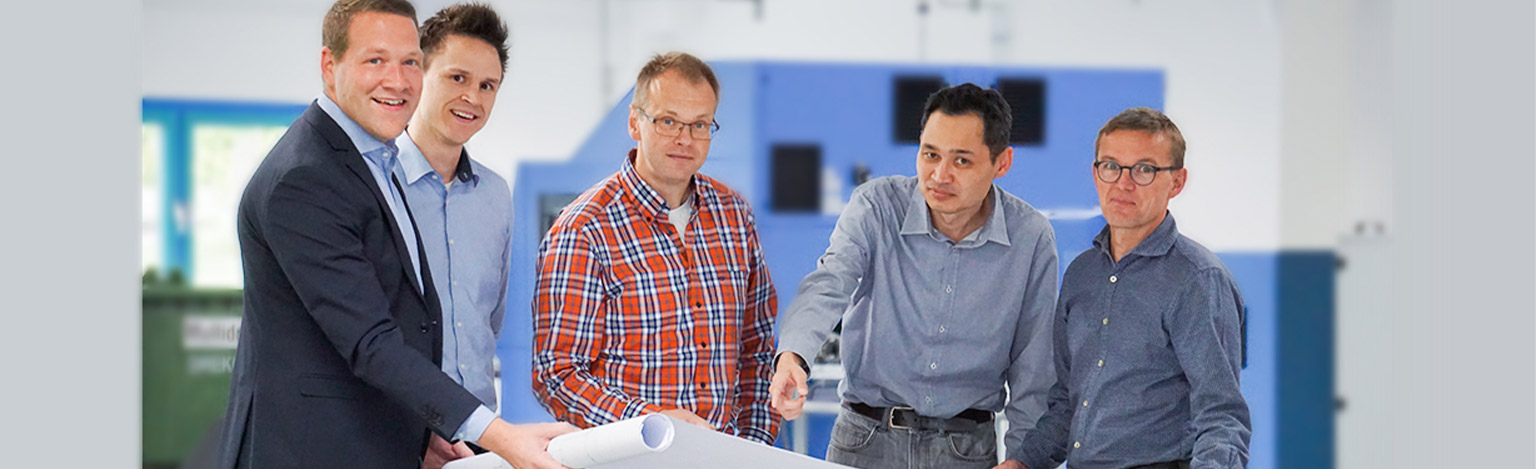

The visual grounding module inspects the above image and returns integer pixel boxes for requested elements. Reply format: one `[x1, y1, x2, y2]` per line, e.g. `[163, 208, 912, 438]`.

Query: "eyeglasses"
[634, 108, 720, 140]
[1094, 160, 1181, 186]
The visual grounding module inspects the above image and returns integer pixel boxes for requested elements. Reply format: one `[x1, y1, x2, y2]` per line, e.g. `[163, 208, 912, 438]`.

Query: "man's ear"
[320, 47, 337, 96]
[993, 146, 1015, 179]
[627, 108, 643, 142]
[1168, 168, 1187, 199]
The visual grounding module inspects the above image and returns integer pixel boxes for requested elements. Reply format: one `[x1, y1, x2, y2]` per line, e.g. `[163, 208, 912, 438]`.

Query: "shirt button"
[925, 396, 932, 403]
[1098, 359, 1104, 367]
[944, 285, 952, 293]
[1109, 275, 1117, 283]
[1102, 317, 1109, 325]
[459, 364, 467, 370]
[456, 321, 463, 328]
[930, 362, 937, 370]
[1074, 442, 1081, 449]
[1082, 400, 1089, 407]
[938, 325, 946, 333]
[448, 239, 455, 245]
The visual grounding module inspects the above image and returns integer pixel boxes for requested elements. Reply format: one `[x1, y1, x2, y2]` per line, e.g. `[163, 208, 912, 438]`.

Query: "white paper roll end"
[639, 413, 675, 452]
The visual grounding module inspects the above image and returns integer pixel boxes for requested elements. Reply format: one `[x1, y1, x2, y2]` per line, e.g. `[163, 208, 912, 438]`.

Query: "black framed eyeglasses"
[634, 108, 720, 140]
[1094, 160, 1181, 186]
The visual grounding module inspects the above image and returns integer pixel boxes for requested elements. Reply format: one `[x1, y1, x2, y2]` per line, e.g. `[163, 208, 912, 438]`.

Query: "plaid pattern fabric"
[532, 151, 780, 444]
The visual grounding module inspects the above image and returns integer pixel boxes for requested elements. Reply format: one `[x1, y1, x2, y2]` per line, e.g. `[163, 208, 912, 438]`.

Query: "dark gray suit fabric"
[216, 103, 484, 468]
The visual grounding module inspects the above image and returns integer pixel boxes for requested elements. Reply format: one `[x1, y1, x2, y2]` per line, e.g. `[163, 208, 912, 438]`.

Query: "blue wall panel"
[1222, 253, 1279, 469]
[1277, 252, 1336, 468]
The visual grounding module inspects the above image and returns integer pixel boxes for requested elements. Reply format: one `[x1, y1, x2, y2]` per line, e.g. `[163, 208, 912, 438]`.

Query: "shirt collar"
[394, 132, 436, 184]
[316, 94, 393, 158]
[899, 182, 1011, 247]
[978, 188, 1011, 246]
[394, 130, 481, 187]
[1093, 210, 1180, 258]
[619, 148, 701, 221]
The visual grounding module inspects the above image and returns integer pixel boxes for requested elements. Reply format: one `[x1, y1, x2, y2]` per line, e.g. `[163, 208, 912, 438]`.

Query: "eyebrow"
[921, 143, 973, 155]
[1097, 155, 1160, 165]
[358, 46, 419, 57]
[652, 110, 713, 121]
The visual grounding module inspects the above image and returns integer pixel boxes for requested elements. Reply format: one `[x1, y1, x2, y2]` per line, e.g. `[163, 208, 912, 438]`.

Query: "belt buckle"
[886, 406, 914, 430]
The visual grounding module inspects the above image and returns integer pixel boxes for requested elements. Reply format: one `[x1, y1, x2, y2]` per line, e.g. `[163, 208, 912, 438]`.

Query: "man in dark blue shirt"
[1014, 108, 1251, 469]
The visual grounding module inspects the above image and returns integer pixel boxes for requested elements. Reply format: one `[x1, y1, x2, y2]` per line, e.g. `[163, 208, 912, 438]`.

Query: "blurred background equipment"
[141, 270, 241, 469]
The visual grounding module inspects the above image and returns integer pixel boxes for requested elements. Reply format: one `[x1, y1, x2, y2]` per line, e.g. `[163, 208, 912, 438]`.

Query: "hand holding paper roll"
[446, 414, 674, 469]
[475, 419, 580, 469]
[657, 408, 714, 430]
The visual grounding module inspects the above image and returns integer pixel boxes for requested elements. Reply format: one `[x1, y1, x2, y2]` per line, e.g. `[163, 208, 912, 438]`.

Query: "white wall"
[1336, 0, 1536, 466]
[1276, 0, 1398, 250]
[144, 0, 1285, 251]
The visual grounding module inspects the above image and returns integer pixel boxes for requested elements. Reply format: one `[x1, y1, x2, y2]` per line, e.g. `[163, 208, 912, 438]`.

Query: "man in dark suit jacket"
[217, 1, 573, 467]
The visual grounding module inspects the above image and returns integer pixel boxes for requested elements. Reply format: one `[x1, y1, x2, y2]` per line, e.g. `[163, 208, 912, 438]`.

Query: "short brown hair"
[631, 52, 720, 110]
[1095, 107, 1187, 168]
[420, 3, 509, 73]
[322, 0, 418, 60]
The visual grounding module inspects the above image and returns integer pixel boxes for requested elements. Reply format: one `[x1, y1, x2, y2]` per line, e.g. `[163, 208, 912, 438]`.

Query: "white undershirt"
[668, 195, 694, 240]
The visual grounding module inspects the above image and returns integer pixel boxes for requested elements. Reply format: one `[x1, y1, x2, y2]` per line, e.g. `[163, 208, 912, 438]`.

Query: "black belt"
[1127, 461, 1191, 469]
[846, 402, 991, 432]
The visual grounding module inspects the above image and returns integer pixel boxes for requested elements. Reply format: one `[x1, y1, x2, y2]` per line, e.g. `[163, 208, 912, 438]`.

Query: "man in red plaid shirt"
[531, 52, 780, 444]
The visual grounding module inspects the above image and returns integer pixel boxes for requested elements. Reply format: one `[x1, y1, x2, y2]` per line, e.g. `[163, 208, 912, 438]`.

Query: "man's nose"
[932, 161, 954, 182]
[673, 127, 695, 146]
[1114, 168, 1139, 191]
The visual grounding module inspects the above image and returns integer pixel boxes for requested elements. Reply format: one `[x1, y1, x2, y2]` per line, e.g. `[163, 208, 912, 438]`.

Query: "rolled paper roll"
[546, 414, 676, 468]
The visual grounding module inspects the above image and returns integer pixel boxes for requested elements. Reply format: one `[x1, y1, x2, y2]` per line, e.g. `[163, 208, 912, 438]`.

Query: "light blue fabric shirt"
[314, 96, 495, 443]
[393, 132, 512, 413]
[314, 95, 421, 293]
[775, 175, 1059, 462]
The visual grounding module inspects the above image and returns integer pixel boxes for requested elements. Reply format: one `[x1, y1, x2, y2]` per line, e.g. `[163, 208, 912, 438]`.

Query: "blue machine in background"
[497, 61, 1333, 469]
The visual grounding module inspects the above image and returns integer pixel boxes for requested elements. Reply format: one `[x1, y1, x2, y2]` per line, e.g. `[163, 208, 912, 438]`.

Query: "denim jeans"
[824, 406, 998, 469]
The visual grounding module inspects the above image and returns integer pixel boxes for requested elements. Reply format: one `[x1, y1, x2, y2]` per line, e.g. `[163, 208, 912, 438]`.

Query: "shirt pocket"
[606, 259, 688, 357]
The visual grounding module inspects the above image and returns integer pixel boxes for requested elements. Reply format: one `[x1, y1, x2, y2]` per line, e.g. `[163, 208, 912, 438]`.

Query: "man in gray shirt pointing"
[771, 83, 1058, 469]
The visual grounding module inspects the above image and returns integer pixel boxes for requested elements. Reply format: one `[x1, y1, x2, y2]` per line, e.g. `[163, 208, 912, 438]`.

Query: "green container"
[142, 286, 242, 468]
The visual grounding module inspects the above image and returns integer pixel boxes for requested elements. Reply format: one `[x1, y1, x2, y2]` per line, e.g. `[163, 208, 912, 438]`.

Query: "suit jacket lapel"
[304, 105, 430, 307]
[397, 175, 445, 362]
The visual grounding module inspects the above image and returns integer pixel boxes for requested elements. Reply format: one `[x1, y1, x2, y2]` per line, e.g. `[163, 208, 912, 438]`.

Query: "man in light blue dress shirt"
[390, 4, 523, 468]
[220, 1, 572, 468]
[771, 84, 1059, 469]
[1013, 108, 1250, 469]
